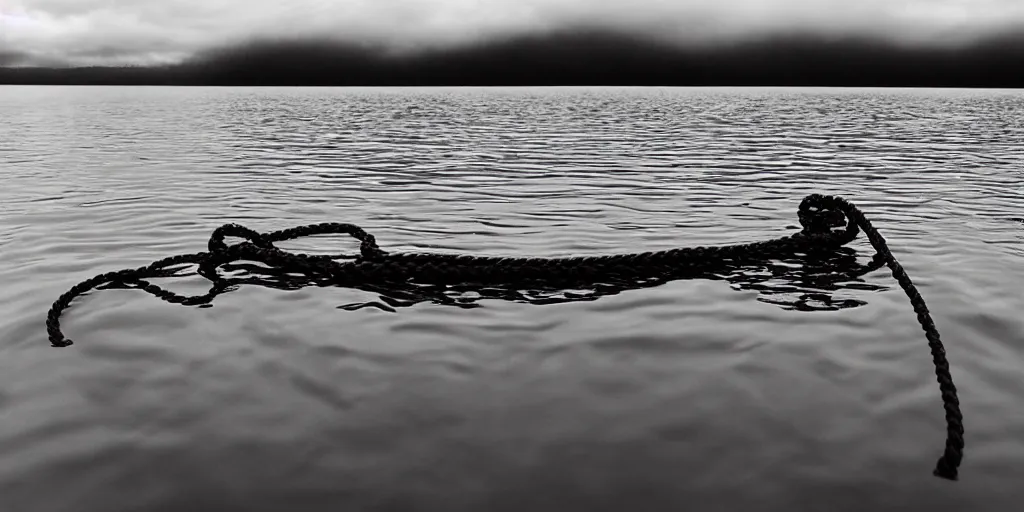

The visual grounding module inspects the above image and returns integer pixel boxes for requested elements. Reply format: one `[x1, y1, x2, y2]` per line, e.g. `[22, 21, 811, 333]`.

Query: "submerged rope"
[44, 193, 964, 480]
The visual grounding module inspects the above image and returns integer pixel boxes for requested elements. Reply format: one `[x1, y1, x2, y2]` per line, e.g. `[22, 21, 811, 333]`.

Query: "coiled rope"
[44, 193, 964, 480]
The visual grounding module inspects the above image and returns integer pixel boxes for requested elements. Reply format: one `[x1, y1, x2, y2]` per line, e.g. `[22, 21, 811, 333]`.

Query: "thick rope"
[43, 193, 963, 480]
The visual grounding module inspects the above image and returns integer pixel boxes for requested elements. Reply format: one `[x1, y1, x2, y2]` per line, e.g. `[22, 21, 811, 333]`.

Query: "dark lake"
[1, 86, 1022, 511]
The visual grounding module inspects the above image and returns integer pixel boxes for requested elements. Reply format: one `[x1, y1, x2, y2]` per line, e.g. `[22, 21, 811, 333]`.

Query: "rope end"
[50, 338, 74, 348]
[933, 456, 960, 481]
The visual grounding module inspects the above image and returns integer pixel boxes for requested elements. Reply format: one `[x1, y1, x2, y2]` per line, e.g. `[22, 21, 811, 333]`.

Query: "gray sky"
[2, 0, 1022, 66]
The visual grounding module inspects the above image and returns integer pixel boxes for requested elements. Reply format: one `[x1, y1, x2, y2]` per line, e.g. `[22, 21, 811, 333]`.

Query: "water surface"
[1, 86, 1023, 511]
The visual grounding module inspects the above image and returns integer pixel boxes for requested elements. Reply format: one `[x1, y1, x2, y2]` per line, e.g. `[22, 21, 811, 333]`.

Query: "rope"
[43, 193, 964, 480]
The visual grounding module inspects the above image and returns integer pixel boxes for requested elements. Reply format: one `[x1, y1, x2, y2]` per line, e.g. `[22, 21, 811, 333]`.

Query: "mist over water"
[3, 0, 1024, 66]
[1, 86, 1023, 511]
[6, 0, 1024, 87]
[4, 30, 1024, 87]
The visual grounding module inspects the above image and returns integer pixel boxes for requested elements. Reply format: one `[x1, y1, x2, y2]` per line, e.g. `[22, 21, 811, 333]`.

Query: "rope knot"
[798, 195, 845, 234]
[359, 234, 386, 261]
[208, 223, 275, 254]
[796, 194, 862, 247]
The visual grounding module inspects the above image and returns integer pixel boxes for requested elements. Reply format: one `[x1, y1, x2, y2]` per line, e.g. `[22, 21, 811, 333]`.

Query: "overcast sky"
[2, 0, 1022, 66]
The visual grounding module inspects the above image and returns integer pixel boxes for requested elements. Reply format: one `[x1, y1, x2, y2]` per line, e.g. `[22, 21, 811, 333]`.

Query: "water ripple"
[1, 86, 1022, 512]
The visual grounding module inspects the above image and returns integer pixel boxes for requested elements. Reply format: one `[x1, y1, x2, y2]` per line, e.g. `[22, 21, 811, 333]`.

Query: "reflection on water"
[1, 86, 1023, 512]
[95, 241, 888, 316]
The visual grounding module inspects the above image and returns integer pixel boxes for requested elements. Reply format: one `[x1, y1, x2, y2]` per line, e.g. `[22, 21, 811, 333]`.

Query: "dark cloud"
[4, 0, 1024, 66]
[3, 29, 1023, 87]
[0, 50, 29, 66]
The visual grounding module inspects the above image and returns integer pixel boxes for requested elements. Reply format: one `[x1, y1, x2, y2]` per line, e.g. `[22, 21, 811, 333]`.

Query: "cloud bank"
[3, 29, 1023, 87]
[2, 0, 1024, 66]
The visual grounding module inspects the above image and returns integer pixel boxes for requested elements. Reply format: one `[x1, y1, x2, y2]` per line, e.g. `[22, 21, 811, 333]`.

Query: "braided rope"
[43, 193, 963, 480]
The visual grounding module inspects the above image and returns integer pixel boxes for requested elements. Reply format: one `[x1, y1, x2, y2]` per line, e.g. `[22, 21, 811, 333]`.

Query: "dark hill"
[2, 28, 1022, 87]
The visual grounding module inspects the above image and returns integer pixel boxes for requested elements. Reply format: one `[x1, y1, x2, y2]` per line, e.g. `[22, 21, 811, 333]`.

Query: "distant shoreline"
[3, 31, 1023, 88]
[2, 83, 1022, 89]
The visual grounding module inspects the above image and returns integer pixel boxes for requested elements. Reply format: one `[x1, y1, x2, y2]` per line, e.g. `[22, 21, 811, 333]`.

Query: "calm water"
[1, 86, 1022, 511]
